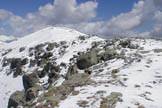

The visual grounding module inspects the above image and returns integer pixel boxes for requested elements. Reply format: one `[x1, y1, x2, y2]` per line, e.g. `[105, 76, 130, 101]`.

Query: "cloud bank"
[0, 0, 162, 37]
[0, 0, 97, 36]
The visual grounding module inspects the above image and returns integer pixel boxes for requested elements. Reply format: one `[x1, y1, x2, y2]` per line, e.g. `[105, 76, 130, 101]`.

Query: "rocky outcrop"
[36, 73, 94, 107]
[22, 73, 39, 91]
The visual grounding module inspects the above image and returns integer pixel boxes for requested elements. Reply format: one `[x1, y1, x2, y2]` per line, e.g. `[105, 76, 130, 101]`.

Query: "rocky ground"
[0, 27, 162, 108]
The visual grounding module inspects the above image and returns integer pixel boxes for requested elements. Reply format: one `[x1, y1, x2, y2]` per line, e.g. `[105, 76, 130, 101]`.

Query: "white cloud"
[0, 9, 12, 20]
[0, 0, 97, 36]
[0, 0, 162, 37]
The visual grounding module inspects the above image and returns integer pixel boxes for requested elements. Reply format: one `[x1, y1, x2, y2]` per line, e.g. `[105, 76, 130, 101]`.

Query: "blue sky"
[0, 0, 161, 37]
[0, 0, 138, 20]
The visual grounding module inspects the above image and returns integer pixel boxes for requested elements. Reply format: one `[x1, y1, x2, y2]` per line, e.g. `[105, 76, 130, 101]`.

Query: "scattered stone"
[111, 69, 119, 79]
[135, 84, 141, 88]
[77, 100, 89, 107]
[72, 90, 79, 96]
[111, 69, 119, 74]
[2, 49, 12, 56]
[153, 49, 162, 53]
[78, 35, 86, 40]
[19, 47, 25, 52]
[85, 69, 92, 75]
[140, 51, 150, 54]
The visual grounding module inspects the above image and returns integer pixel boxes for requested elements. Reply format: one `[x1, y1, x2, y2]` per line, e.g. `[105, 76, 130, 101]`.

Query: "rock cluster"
[6, 38, 140, 108]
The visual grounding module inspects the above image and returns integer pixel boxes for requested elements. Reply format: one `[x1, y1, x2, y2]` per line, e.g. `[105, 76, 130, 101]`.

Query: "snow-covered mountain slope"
[4, 27, 85, 49]
[0, 27, 162, 108]
[0, 26, 102, 108]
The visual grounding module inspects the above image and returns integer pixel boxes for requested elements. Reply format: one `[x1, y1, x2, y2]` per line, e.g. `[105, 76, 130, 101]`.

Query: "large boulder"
[8, 91, 25, 108]
[76, 50, 98, 70]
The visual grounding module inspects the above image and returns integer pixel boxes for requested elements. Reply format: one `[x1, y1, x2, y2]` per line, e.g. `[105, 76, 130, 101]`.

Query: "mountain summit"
[6, 27, 86, 49]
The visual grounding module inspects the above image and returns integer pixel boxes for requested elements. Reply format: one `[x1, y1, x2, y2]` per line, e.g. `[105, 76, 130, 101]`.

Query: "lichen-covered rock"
[8, 91, 25, 108]
[39, 73, 94, 107]
[76, 50, 98, 70]
[44, 96, 59, 107]
[100, 92, 122, 108]
[66, 64, 78, 79]
[25, 86, 40, 101]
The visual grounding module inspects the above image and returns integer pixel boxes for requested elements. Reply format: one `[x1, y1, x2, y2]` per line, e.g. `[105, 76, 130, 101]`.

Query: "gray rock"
[19, 47, 25, 52]
[23, 73, 39, 91]
[99, 48, 118, 61]
[8, 91, 25, 108]
[77, 50, 98, 70]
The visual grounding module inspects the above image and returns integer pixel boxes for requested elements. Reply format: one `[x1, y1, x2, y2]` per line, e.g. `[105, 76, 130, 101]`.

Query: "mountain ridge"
[0, 27, 162, 108]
